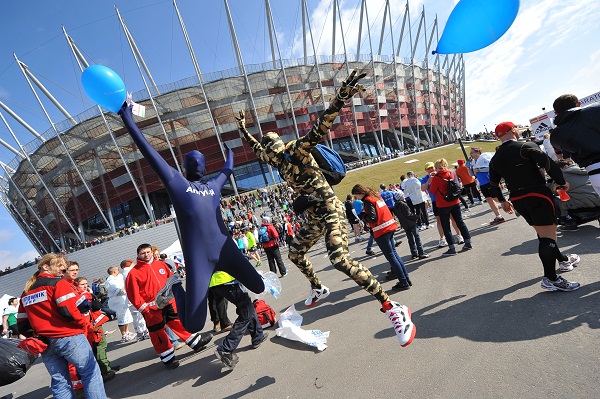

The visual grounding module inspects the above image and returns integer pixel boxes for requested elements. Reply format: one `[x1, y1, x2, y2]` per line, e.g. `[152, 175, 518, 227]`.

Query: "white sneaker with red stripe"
[381, 301, 416, 347]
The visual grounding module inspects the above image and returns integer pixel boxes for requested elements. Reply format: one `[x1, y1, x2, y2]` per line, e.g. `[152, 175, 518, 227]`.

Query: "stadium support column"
[358, 0, 384, 155]
[447, 54, 456, 141]
[380, 0, 402, 152]
[266, 0, 300, 140]
[460, 55, 466, 134]
[172, 1, 239, 196]
[434, 18, 445, 142]
[14, 55, 112, 232]
[396, 1, 418, 149]
[62, 28, 154, 220]
[0, 161, 58, 252]
[423, 9, 441, 145]
[224, 0, 276, 184]
[1, 90, 81, 244]
[410, 10, 432, 147]
[116, 7, 182, 175]
[0, 177, 48, 253]
[303, 0, 336, 149]
[334, 0, 363, 160]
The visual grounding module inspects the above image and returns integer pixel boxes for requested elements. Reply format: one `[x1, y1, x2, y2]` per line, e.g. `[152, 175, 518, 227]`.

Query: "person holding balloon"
[81, 64, 265, 336]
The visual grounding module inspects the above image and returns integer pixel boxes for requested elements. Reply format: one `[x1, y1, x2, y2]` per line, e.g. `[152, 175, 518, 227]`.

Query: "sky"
[0, 0, 599, 268]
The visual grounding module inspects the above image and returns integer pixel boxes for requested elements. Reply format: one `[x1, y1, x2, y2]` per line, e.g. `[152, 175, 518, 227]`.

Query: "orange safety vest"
[363, 196, 398, 238]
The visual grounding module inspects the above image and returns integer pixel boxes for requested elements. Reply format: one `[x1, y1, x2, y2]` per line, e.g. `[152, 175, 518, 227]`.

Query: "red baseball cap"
[494, 122, 516, 138]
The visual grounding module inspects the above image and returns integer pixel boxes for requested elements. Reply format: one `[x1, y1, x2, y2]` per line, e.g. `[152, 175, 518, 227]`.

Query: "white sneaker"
[156, 274, 181, 309]
[305, 285, 330, 307]
[456, 235, 465, 244]
[382, 301, 416, 347]
[559, 254, 580, 272]
[438, 238, 447, 248]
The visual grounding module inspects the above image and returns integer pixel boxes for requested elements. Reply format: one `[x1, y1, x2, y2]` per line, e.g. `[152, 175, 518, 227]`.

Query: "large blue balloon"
[434, 0, 520, 55]
[81, 65, 127, 113]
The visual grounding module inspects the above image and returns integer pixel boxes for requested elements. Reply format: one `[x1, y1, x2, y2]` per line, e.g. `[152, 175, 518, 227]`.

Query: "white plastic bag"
[275, 305, 329, 351]
[255, 271, 282, 299]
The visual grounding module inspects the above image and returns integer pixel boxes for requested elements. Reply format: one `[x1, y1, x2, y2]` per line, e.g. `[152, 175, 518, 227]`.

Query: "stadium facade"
[0, 0, 465, 254]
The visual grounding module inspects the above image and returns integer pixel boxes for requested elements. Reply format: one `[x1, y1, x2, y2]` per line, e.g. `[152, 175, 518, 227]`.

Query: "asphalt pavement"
[2, 204, 598, 399]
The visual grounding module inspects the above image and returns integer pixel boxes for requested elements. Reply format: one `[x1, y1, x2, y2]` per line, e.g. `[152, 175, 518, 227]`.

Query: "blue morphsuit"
[119, 104, 264, 332]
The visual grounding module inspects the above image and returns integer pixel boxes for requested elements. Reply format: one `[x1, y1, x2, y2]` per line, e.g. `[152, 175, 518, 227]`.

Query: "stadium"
[0, 0, 465, 254]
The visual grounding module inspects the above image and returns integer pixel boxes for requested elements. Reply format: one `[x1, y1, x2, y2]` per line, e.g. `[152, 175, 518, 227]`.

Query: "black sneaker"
[442, 249, 457, 256]
[102, 370, 116, 382]
[251, 332, 269, 349]
[164, 359, 180, 370]
[461, 243, 473, 251]
[391, 282, 410, 291]
[365, 250, 375, 256]
[394, 240, 403, 247]
[215, 349, 239, 369]
[418, 254, 430, 259]
[189, 332, 213, 352]
[385, 272, 397, 281]
[411, 255, 419, 260]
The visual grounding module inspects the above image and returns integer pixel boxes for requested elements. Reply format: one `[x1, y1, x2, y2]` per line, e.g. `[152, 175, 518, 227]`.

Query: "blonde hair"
[107, 266, 119, 275]
[434, 158, 449, 170]
[24, 253, 66, 293]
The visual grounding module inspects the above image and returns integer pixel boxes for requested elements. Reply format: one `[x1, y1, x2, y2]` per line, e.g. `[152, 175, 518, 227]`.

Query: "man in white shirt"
[402, 171, 429, 230]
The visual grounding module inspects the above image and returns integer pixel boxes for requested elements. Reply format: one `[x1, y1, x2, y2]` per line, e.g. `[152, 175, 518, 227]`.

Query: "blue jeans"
[366, 231, 376, 251]
[405, 225, 425, 256]
[438, 204, 471, 249]
[374, 231, 410, 285]
[42, 334, 106, 399]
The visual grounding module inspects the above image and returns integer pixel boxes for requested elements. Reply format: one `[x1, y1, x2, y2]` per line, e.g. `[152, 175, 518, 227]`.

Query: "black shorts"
[248, 246, 258, 252]
[479, 184, 494, 199]
[8, 324, 19, 336]
[432, 201, 439, 217]
[510, 192, 556, 226]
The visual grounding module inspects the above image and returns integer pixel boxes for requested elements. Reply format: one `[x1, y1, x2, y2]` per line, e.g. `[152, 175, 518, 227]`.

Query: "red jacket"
[260, 223, 279, 249]
[126, 258, 173, 314]
[429, 169, 461, 208]
[17, 272, 88, 338]
[362, 195, 398, 238]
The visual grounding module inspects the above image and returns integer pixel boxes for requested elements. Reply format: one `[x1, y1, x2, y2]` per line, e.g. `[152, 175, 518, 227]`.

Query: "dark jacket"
[393, 201, 419, 230]
[551, 103, 600, 168]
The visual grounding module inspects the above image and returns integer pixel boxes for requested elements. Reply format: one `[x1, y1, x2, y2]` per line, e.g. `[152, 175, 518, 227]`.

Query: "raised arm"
[298, 69, 367, 149]
[212, 145, 235, 190]
[236, 111, 272, 165]
[119, 104, 178, 185]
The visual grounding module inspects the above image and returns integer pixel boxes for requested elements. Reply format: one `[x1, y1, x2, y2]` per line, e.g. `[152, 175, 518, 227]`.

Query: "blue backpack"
[258, 226, 270, 243]
[307, 144, 348, 186]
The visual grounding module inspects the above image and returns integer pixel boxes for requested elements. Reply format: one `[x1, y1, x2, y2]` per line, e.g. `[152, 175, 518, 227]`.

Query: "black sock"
[538, 237, 558, 280]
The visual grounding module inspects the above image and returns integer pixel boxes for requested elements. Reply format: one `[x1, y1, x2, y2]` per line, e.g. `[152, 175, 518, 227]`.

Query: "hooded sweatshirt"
[429, 169, 460, 208]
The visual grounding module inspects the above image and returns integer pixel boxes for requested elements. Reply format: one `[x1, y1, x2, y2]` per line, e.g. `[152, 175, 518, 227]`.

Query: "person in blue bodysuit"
[119, 104, 264, 333]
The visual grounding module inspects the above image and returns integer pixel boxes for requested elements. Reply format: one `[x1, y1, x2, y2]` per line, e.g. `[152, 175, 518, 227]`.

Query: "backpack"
[437, 174, 463, 202]
[310, 144, 347, 185]
[253, 299, 277, 328]
[285, 144, 347, 186]
[258, 225, 270, 243]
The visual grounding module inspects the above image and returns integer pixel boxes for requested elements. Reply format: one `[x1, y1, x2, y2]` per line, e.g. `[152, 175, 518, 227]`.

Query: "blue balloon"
[81, 65, 127, 113]
[434, 0, 520, 55]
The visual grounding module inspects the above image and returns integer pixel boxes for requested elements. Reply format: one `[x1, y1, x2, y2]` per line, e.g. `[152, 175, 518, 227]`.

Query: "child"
[393, 199, 429, 260]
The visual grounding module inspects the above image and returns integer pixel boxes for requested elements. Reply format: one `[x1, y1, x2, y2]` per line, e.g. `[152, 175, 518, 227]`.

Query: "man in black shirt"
[488, 122, 581, 292]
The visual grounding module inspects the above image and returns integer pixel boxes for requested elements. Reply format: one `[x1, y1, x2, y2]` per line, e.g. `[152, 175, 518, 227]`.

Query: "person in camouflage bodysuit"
[237, 69, 416, 346]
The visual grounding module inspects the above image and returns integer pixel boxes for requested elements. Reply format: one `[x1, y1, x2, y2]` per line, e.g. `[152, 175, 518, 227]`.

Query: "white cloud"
[463, 0, 600, 131]
[0, 230, 14, 243]
[0, 249, 39, 270]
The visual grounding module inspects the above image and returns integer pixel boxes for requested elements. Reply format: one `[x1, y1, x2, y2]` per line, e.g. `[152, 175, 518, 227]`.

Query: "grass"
[332, 140, 501, 199]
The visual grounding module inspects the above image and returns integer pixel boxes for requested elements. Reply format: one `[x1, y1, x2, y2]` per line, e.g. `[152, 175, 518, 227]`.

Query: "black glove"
[336, 68, 367, 102]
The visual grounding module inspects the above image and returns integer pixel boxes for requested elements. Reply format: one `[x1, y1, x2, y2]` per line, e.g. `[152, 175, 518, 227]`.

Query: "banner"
[579, 90, 600, 107]
[529, 112, 555, 139]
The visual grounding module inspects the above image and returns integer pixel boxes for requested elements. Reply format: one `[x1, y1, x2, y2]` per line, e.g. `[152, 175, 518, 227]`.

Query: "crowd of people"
[4, 65, 597, 399]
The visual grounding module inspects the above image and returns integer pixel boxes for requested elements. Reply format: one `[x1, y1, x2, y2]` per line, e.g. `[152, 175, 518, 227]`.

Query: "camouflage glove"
[235, 110, 246, 131]
[336, 68, 367, 102]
